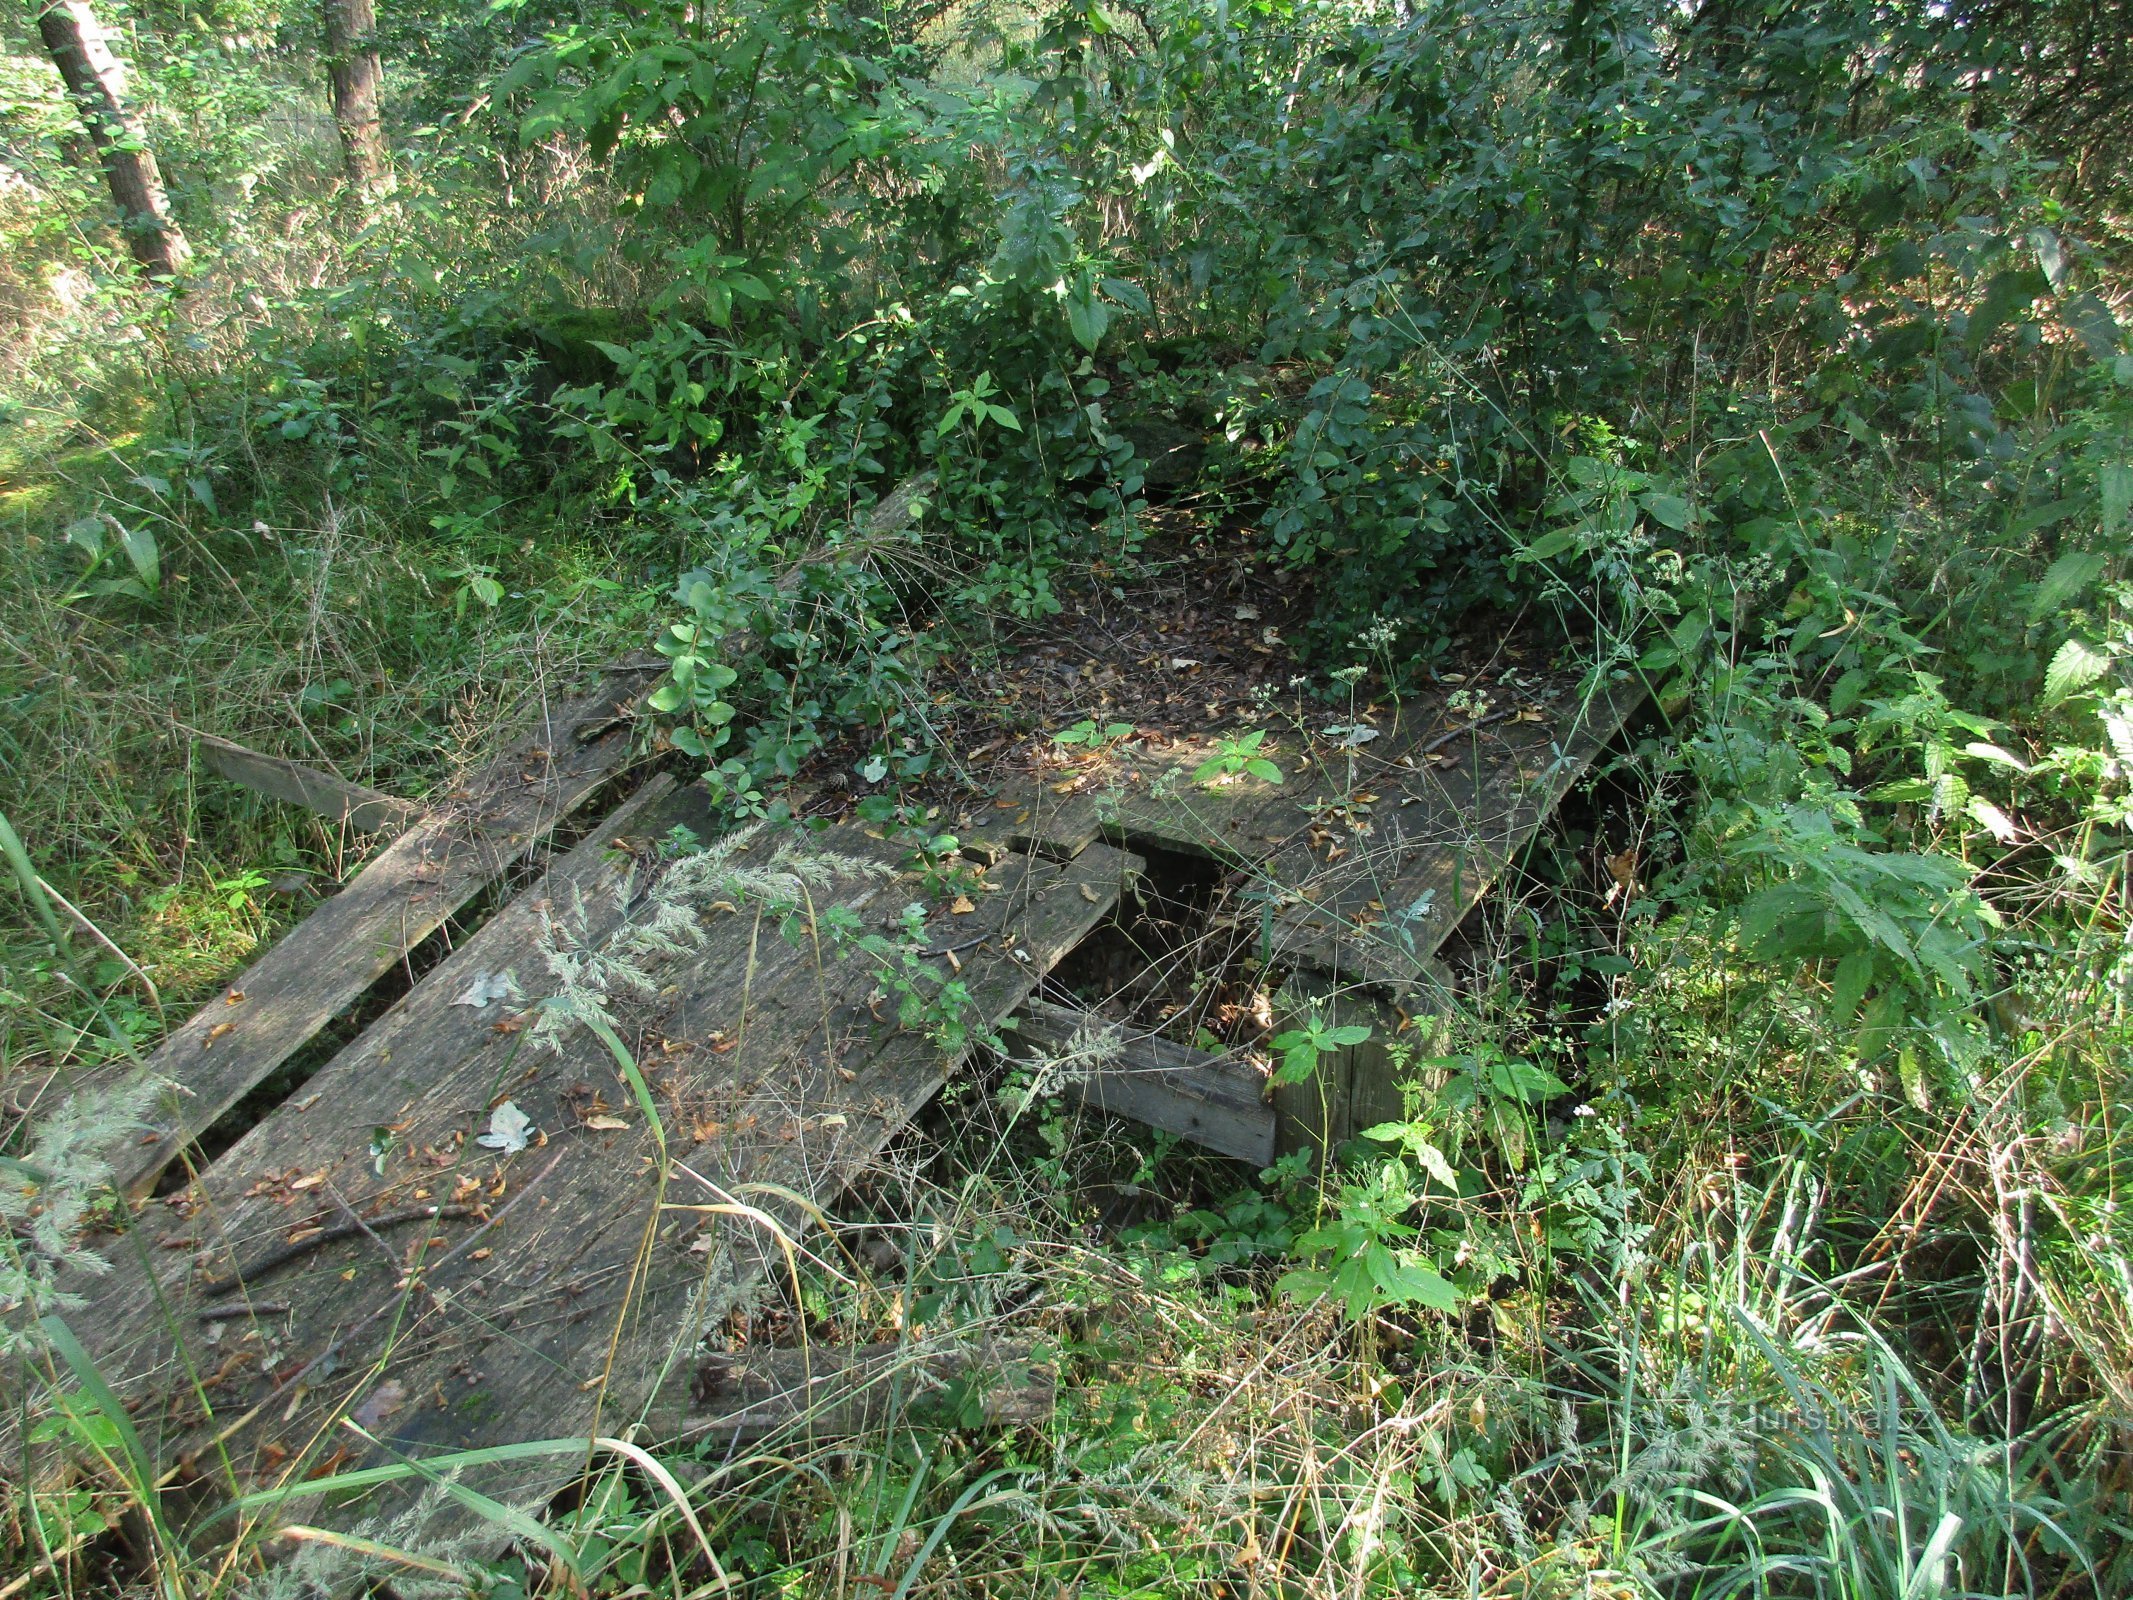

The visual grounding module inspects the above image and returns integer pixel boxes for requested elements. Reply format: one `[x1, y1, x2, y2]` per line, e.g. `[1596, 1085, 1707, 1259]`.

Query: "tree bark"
[321, 0, 388, 202]
[36, 0, 190, 279]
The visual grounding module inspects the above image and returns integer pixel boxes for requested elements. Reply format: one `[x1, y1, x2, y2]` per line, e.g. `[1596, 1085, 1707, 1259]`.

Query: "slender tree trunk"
[321, 0, 388, 202]
[36, 0, 190, 279]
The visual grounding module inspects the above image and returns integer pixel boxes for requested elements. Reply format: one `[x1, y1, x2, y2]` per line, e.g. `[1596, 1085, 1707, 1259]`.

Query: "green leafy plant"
[1278, 1157, 1460, 1324]
[1268, 1008, 1371, 1088]
[935, 371, 1024, 441]
[1192, 729, 1281, 788]
[1053, 718, 1135, 749]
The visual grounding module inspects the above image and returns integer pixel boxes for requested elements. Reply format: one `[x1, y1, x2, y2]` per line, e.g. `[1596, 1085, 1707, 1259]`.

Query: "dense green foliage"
[3, 0, 2130, 1594]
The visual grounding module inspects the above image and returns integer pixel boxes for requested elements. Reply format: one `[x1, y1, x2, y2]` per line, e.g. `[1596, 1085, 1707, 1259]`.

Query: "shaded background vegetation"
[3, 0, 2131, 1593]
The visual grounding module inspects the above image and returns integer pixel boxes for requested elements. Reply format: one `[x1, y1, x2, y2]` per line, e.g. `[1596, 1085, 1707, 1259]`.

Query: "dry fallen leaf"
[583, 1114, 629, 1131]
[948, 894, 976, 915]
[351, 1381, 407, 1431]
[476, 1101, 533, 1154]
[451, 971, 519, 1010]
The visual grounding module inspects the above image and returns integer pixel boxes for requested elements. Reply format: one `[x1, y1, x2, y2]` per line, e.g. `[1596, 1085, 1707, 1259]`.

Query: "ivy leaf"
[1639, 492, 1691, 531]
[1064, 285, 1110, 353]
[1518, 528, 1577, 563]
[1366, 1245, 1460, 1314]
[1831, 950, 1874, 1022]
[1967, 795, 2019, 844]
[2061, 292, 2122, 361]
[1963, 741, 2030, 772]
[2103, 465, 2131, 540]
[1413, 1139, 1460, 1190]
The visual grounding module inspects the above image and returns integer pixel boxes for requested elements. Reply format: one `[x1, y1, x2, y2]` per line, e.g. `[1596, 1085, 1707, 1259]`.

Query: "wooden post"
[36, 0, 190, 279]
[1271, 965, 1451, 1163]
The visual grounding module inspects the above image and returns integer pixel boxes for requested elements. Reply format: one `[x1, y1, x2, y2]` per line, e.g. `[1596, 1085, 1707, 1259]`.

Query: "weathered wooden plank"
[1015, 999, 1275, 1167]
[1264, 677, 1642, 997]
[1089, 733, 1304, 864]
[686, 1338, 1053, 1440]
[959, 732, 1307, 868]
[193, 733, 422, 836]
[38, 830, 1136, 1549]
[957, 782, 1103, 863]
[98, 666, 660, 1199]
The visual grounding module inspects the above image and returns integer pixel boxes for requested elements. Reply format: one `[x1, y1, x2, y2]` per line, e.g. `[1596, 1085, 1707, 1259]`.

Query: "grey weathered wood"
[1264, 677, 1643, 998]
[1268, 968, 1451, 1161]
[958, 730, 1304, 867]
[686, 1338, 1053, 1439]
[194, 732, 421, 836]
[1090, 732, 1304, 864]
[958, 783, 1104, 863]
[969, 680, 1640, 995]
[40, 827, 1136, 1549]
[97, 667, 658, 1199]
[1016, 1000, 1275, 1167]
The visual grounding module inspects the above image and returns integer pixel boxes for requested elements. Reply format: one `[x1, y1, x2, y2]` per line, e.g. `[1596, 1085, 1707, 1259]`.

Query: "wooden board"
[1262, 678, 1643, 997]
[957, 783, 1104, 864]
[31, 813, 1138, 1546]
[194, 733, 422, 836]
[92, 666, 660, 1199]
[957, 673, 1637, 1008]
[687, 1338, 1053, 1440]
[1016, 999, 1275, 1167]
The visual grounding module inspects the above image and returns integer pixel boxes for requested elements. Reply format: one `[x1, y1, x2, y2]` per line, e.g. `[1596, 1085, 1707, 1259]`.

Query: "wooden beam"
[685, 1339, 1053, 1440]
[193, 732, 421, 835]
[1017, 999, 1277, 1167]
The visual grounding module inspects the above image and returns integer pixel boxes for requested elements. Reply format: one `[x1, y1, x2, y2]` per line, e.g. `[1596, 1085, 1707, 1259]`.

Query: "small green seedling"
[935, 371, 1023, 438]
[1269, 1011, 1371, 1086]
[1194, 729, 1282, 787]
[1054, 719, 1135, 749]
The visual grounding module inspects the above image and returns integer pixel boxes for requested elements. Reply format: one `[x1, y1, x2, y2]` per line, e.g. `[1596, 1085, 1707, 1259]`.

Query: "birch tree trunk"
[321, 0, 388, 202]
[36, 0, 189, 279]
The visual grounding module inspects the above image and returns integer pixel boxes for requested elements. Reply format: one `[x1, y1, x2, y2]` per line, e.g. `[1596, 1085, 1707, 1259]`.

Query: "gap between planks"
[38, 802, 1137, 1556]
[91, 666, 660, 1200]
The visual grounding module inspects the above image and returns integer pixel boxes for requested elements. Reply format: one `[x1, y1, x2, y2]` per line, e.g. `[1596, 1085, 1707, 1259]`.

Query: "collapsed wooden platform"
[12, 651, 1638, 1553]
[973, 669, 1642, 1152]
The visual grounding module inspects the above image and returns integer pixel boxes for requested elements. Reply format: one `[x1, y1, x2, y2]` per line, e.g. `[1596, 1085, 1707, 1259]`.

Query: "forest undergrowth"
[3, 0, 2132, 1594]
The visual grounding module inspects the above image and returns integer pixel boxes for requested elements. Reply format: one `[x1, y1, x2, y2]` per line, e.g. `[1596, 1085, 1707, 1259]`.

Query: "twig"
[1413, 706, 1520, 758]
[275, 1145, 569, 1396]
[198, 1302, 290, 1322]
[196, 1204, 478, 1298]
[920, 934, 991, 959]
